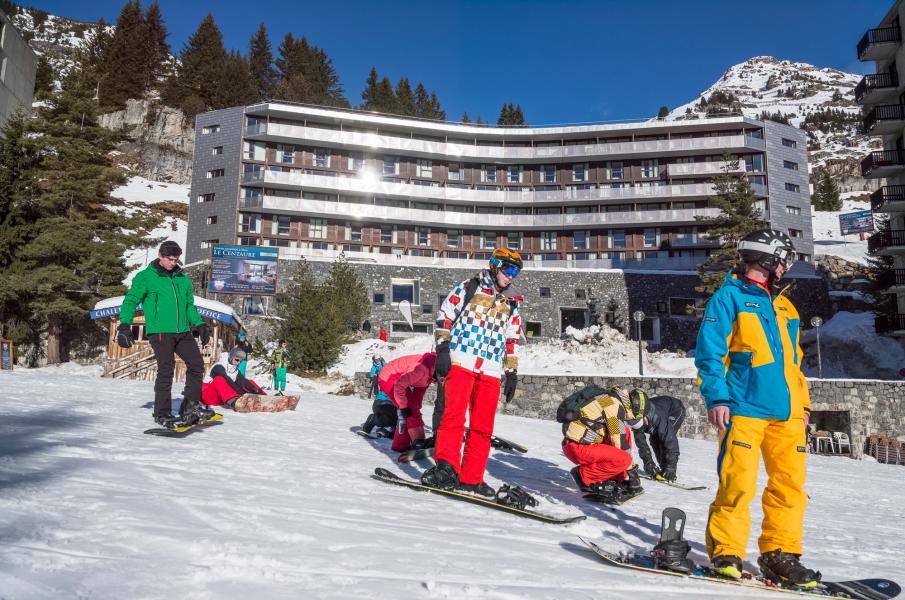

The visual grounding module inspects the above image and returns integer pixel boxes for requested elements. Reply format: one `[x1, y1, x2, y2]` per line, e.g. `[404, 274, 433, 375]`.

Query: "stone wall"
[353, 372, 905, 457]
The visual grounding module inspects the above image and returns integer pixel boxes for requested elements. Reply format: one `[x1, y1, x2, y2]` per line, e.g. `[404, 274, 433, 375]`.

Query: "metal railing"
[863, 103, 905, 132]
[855, 72, 899, 103]
[877, 268, 905, 289]
[665, 160, 746, 176]
[870, 185, 905, 211]
[868, 229, 905, 253]
[857, 26, 902, 60]
[875, 312, 905, 333]
[861, 150, 905, 177]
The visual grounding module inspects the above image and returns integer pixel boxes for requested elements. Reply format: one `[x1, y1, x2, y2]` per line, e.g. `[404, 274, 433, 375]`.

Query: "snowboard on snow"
[232, 393, 298, 413]
[489, 434, 527, 454]
[350, 426, 391, 440]
[143, 413, 224, 438]
[582, 488, 644, 506]
[398, 433, 526, 463]
[372, 467, 585, 525]
[640, 473, 706, 491]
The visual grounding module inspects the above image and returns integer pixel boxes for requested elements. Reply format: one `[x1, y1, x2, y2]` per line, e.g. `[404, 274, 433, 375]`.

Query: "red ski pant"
[379, 381, 426, 452]
[562, 440, 633, 485]
[434, 365, 500, 485]
[201, 376, 243, 406]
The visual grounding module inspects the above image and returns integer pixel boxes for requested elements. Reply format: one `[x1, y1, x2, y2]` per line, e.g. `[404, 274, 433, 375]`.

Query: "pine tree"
[865, 215, 898, 332]
[414, 83, 431, 117]
[497, 102, 526, 126]
[476, 115, 485, 125]
[324, 253, 369, 331]
[143, 1, 171, 88]
[33, 55, 55, 99]
[395, 77, 416, 116]
[811, 170, 841, 211]
[218, 50, 258, 107]
[360, 67, 381, 110]
[274, 33, 348, 107]
[511, 103, 526, 125]
[461, 112, 471, 123]
[428, 91, 445, 120]
[248, 23, 276, 101]
[162, 13, 228, 119]
[695, 157, 769, 298]
[100, 0, 147, 108]
[497, 102, 512, 125]
[657, 105, 669, 118]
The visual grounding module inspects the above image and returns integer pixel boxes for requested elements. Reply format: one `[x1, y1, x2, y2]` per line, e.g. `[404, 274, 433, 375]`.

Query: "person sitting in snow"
[634, 395, 686, 482]
[376, 352, 437, 452]
[560, 385, 646, 504]
[361, 355, 394, 438]
[202, 348, 267, 409]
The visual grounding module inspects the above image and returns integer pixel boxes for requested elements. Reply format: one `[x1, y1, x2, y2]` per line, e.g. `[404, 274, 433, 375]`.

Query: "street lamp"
[633, 310, 646, 376]
[810, 316, 823, 379]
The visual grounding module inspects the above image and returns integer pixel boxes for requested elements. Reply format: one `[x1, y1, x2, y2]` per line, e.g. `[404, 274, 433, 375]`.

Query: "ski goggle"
[775, 247, 797, 269]
[490, 256, 521, 278]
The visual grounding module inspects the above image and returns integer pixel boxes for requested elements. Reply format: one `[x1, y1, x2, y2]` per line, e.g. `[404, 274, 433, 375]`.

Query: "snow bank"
[801, 311, 905, 379]
[812, 198, 873, 266]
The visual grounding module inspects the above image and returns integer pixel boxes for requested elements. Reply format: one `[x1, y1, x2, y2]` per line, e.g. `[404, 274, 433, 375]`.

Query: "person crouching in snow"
[202, 348, 266, 409]
[560, 385, 646, 504]
[376, 352, 437, 452]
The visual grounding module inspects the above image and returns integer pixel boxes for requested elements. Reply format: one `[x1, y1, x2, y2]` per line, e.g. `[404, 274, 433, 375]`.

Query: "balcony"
[857, 26, 901, 61]
[870, 185, 905, 213]
[665, 233, 720, 248]
[875, 313, 905, 335]
[861, 150, 905, 178]
[876, 268, 905, 290]
[665, 160, 746, 177]
[863, 103, 905, 135]
[868, 229, 905, 254]
[243, 122, 766, 162]
[855, 72, 900, 104]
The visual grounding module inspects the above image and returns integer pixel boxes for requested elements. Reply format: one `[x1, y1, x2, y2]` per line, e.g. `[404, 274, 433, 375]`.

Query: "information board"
[209, 245, 279, 295]
[839, 210, 875, 235]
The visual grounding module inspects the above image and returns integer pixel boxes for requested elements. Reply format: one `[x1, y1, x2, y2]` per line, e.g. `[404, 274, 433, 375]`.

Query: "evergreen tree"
[811, 170, 841, 211]
[100, 0, 147, 108]
[476, 115, 485, 125]
[461, 112, 471, 123]
[143, 1, 171, 88]
[274, 33, 348, 107]
[497, 102, 512, 125]
[414, 83, 431, 117]
[865, 215, 898, 333]
[248, 22, 276, 100]
[218, 50, 258, 107]
[324, 253, 369, 331]
[695, 157, 769, 298]
[511, 103, 526, 125]
[427, 91, 446, 120]
[657, 105, 669, 118]
[162, 13, 228, 119]
[33, 55, 55, 99]
[395, 77, 416, 116]
[360, 67, 381, 110]
[497, 102, 526, 126]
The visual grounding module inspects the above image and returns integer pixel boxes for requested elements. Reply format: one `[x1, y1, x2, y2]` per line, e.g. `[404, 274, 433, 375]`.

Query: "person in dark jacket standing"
[633, 395, 686, 482]
[234, 332, 253, 376]
[117, 241, 211, 428]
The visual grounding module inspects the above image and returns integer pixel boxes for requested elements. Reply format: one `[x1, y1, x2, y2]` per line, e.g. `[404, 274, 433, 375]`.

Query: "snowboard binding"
[651, 507, 695, 574]
[495, 484, 538, 510]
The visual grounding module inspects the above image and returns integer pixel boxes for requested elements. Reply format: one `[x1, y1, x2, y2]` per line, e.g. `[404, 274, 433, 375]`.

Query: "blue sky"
[37, 1, 892, 124]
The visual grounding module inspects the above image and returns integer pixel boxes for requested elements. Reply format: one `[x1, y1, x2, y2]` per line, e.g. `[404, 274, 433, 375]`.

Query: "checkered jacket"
[435, 270, 521, 377]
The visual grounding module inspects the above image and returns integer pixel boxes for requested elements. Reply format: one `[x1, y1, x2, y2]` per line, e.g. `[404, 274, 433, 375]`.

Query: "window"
[200, 239, 219, 249]
[540, 231, 558, 250]
[238, 236, 259, 246]
[380, 224, 395, 244]
[241, 188, 262, 207]
[481, 164, 497, 183]
[391, 278, 420, 304]
[239, 214, 260, 233]
[785, 183, 801, 192]
[373, 292, 385, 304]
[525, 322, 542, 337]
[669, 297, 700, 317]
[267, 238, 291, 247]
[480, 231, 496, 249]
[309, 218, 328, 238]
[643, 228, 659, 248]
[243, 141, 265, 161]
[314, 148, 331, 168]
[573, 163, 588, 182]
[391, 321, 433, 336]
[244, 163, 263, 175]
[786, 205, 802, 215]
[574, 230, 590, 250]
[783, 160, 799, 171]
[611, 230, 625, 248]
[202, 124, 220, 134]
[747, 128, 764, 139]
[206, 168, 224, 179]
[416, 227, 431, 246]
[206, 215, 218, 225]
[212, 146, 223, 156]
[346, 223, 363, 241]
[506, 232, 522, 251]
[508, 165, 523, 183]
[799, 253, 811, 262]
[310, 241, 329, 250]
[277, 144, 295, 163]
[446, 230, 463, 248]
[641, 159, 659, 178]
[448, 162, 464, 181]
[348, 152, 364, 171]
[782, 138, 798, 148]
[421, 304, 433, 315]
[342, 244, 363, 253]
[540, 164, 556, 183]
[789, 228, 803, 238]
[539, 287, 551, 298]
[416, 159, 433, 178]
[272, 215, 291, 236]
[198, 193, 215, 203]
[746, 154, 765, 172]
[383, 156, 399, 175]
[606, 161, 624, 179]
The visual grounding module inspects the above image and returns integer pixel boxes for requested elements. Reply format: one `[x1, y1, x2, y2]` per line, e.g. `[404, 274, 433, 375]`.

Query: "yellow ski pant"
[706, 415, 808, 560]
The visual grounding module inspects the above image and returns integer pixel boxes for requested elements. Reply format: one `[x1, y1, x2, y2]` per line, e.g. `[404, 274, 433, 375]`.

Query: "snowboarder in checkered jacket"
[421, 248, 523, 497]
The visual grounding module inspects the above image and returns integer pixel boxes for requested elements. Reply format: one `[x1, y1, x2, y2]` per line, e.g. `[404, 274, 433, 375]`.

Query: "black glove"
[503, 370, 518, 404]
[658, 467, 677, 482]
[116, 323, 134, 349]
[193, 324, 210, 346]
[643, 460, 658, 477]
[435, 342, 451, 379]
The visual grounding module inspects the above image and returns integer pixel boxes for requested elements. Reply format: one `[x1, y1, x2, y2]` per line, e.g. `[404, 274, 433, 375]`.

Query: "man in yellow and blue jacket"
[695, 229, 820, 588]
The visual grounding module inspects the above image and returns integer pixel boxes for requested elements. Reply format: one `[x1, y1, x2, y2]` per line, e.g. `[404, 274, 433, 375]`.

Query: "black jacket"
[634, 395, 685, 472]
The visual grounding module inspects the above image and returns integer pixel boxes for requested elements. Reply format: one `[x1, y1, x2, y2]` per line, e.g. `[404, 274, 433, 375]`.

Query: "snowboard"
[582, 488, 644, 506]
[372, 467, 585, 525]
[489, 434, 527, 454]
[143, 413, 224, 438]
[232, 393, 299, 413]
[640, 473, 706, 491]
[578, 537, 900, 599]
[351, 426, 391, 440]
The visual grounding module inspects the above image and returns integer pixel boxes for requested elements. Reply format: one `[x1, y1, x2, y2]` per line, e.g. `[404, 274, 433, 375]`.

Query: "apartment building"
[0, 7, 36, 128]
[858, 0, 905, 336]
[186, 102, 816, 344]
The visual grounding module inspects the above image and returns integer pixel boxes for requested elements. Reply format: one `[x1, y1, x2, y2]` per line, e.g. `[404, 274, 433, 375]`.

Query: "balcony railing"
[244, 123, 766, 161]
[876, 268, 905, 289]
[855, 72, 899, 104]
[875, 313, 905, 334]
[863, 103, 905, 133]
[870, 185, 905, 211]
[857, 26, 902, 61]
[666, 233, 720, 247]
[861, 150, 905, 177]
[665, 160, 746, 176]
[868, 229, 905, 253]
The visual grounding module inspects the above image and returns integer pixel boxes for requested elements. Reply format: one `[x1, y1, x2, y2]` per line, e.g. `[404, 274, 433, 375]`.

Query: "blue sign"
[1, 339, 12, 370]
[839, 210, 875, 235]
[209, 245, 279, 295]
[90, 303, 234, 325]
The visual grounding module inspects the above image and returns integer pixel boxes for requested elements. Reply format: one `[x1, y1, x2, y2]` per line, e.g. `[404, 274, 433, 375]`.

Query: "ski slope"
[1, 365, 903, 599]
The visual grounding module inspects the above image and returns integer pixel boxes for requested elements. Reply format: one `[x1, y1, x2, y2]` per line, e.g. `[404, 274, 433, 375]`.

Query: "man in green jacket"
[117, 241, 211, 428]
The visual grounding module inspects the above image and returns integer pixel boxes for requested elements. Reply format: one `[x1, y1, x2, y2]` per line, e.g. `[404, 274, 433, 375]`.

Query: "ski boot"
[758, 550, 822, 589]
[495, 484, 538, 509]
[421, 459, 458, 490]
[652, 507, 695, 573]
[586, 480, 620, 503]
[411, 438, 430, 451]
[457, 481, 496, 498]
[570, 466, 590, 492]
[375, 426, 394, 439]
[711, 555, 743, 579]
[155, 414, 180, 429]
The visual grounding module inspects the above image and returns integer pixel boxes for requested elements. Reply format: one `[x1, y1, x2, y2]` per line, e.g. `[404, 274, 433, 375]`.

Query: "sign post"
[0, 338, 13, 370]
[633, 310, 645, 376]
[810, 316, 823, 380]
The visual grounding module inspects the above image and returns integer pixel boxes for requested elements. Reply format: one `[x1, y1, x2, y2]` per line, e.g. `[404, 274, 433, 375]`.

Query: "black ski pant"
[148, 332, 204, 420]
[363, 401, 396, 432]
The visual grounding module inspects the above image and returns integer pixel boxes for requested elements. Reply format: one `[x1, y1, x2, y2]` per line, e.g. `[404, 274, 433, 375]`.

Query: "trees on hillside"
[811, 170, 842, 212]
[497, 102, 526, 126]
[358, 67, 445, 119]
[273, 32, 348, 106]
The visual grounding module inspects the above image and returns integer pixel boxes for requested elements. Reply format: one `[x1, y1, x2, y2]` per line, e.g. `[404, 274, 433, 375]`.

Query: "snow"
[800, 311, 905, 379]
[812, 198, 873, 265]
[1, 364, 903, 598]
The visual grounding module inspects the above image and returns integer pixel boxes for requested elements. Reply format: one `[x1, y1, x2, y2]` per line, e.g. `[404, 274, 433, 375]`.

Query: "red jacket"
[377, 352, 436, 409]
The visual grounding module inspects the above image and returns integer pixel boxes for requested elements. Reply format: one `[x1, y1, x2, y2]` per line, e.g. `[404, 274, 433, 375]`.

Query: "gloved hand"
[396, 408, 411, 435]
[659, 467, 677, 482]
[116, 323, 134, 349]
[435, 342, 451, 378]
[193, 324, 210, 346]
[643, 460, 658, 477]
[503, 370, 518, 404]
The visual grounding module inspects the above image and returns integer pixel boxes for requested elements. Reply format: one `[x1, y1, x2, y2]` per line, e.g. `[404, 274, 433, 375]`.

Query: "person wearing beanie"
[117, 240, 212, 428]
[201, 347, 266, 408]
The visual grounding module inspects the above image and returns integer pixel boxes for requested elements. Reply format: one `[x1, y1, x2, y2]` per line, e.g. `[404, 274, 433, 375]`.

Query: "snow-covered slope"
[812, 193, 873, 265]
[801, 311, 905, 380]
[10, 7, 107, 79]
[1, 365, 903, 598]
